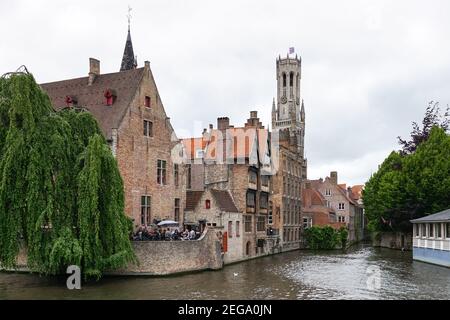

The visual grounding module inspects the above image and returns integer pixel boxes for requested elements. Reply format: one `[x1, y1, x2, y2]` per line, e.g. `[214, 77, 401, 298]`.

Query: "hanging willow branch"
[0, 72, 135, 278]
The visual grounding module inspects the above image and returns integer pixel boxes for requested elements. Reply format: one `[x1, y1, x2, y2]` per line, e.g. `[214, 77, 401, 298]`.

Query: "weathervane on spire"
[127, 5, 133, 31]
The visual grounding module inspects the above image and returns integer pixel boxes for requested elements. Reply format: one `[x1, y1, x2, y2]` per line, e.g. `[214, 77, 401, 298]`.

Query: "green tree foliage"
[0, 72, 135, 278]
[364, 127, 450, 233]
[304, 226, 348, 250]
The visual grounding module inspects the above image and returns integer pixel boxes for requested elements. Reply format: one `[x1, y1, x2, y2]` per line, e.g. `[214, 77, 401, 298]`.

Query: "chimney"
[88, 58, 100, 86]
[250, 111, 258, 118]
[330, 171, 338, 185]
[217, 117, 230, 130]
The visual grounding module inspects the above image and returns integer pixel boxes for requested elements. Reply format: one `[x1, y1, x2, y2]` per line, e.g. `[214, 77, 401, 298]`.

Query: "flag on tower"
[289, 47, 295, 54]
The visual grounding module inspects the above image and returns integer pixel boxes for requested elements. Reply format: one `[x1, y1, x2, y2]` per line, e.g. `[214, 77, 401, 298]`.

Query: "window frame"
[140, 195, 151, 226]
[244, 215, 252, 233]
[145, 96, 151, 108]
[174, 198, 180, 222]
[236, 221, 241, 237]
[157, 160, 167, 185]
[143, 120, 153, 137]
[338, 203, 345, 210]
[228, 221, 233, 238]
[257, 216, 266, 232]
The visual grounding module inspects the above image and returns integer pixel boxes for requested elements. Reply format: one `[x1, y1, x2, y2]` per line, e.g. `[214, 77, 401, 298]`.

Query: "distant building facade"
[307, 172, 364, 242]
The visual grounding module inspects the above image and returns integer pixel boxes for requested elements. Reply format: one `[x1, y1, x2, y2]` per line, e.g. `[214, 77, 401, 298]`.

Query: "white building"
[411, 209, 450, 267]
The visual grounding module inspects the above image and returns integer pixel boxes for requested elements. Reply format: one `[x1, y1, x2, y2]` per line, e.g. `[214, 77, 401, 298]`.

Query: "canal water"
[1, 245, 449, 300]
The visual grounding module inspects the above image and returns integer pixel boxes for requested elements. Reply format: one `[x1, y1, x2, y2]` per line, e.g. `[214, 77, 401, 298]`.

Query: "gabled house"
[41, 28, 186, 230]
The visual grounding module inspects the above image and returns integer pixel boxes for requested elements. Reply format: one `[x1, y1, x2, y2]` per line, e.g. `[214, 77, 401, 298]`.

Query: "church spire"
[120, 6, 137, 72]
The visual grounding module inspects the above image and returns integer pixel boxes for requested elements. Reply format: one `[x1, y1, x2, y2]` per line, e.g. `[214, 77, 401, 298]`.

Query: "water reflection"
[0, 245, 449, 300]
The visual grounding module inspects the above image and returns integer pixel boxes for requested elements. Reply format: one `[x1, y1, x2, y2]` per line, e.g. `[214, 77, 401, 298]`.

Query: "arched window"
[290, 72, 294, 87]
[297, 73, 300, 88]
[282, 73, 287, 87]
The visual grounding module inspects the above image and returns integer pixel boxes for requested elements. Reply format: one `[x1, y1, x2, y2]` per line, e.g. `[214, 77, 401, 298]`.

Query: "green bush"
[304, 226, 349, 250]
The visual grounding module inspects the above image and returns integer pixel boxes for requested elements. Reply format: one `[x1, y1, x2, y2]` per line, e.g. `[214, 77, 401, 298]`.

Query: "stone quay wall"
[372, 232, 413, 251]
[110, 228, 223, 276]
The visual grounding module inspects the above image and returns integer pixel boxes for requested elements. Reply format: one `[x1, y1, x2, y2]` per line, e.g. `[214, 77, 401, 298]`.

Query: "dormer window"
[65, 96, 77, 108]
[104, 89, 117, 106]
[205, 200, 211, 209]
[145, 96, 151, 108]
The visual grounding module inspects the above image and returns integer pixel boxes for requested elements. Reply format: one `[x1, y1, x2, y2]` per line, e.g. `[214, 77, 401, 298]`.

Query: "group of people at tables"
[133, 225, 201, 241]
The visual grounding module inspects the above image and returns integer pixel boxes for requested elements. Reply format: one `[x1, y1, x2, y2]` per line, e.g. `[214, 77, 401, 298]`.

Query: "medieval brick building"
[270, 55, 308, 250]
[40, 28, 186, 230]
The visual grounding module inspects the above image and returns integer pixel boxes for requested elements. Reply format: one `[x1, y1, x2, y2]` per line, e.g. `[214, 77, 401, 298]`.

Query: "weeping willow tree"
[0, 71, 135, 278]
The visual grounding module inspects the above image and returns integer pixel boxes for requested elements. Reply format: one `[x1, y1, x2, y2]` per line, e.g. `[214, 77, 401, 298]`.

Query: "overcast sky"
[1, 0, 449, 186]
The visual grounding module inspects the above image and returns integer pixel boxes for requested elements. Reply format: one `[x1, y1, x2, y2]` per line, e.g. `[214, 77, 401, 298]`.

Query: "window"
[421, 224, 427, 238]
[186, 164, 192, 190]
[145, 96, 151, 108]
[415, 224, 419, 237]
[244, 215, 252, 233]
[338, 216, 346, 223]
[290, 72, 294, 87]
[260, 192, 269, 210]
[236, 221, 240, 237]
[282, 73, 287, 87]
[174, 164, 179, 187]
[338, 203, 345, 210]
[157, 160, 167, 185]
[205, 200, 211, 209]
[428, 224, 434, 238]
[436, 223, 442, 238]
[246, 191, 256, 209]
[196, 149, 204, 159]
[268, 201, 273, 225]
[261, 175, 269, 187]
[228, 221, 233, 238]
[446, 223, 450, 239]
[143, 120, 153, 137]
[249, 169, 257, 184]
[326, 200, 331, 208]
[325, 189, 331, 196]
[257, 216, 266, 232]
[303, 218, 309, 229]
[174, 198, 180, 222]
[140, 196, 151, 226]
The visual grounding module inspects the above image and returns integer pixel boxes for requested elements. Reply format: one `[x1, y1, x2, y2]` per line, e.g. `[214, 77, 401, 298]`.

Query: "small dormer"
[104, 89, 117, 106]
[65, 95, 78, 108]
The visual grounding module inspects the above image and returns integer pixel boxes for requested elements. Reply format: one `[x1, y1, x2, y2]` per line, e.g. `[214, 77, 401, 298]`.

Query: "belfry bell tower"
[272, 54, 305, 158]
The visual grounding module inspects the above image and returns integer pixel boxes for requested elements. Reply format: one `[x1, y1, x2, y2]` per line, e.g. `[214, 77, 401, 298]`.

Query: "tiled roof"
[40, 67, 145, 140]
[410, 208, 450, 223]
[211, 190, 239, 213]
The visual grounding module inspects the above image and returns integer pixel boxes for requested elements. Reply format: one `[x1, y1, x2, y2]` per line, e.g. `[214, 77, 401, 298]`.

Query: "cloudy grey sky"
[1, 0, 449, 186]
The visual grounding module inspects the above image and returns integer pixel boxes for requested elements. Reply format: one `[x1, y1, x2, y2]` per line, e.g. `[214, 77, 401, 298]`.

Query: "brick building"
[270, 55, 307, 250]
[182, 112, 278, 259]
[41, 28, 186, 230]
[307, 172, 365, 242]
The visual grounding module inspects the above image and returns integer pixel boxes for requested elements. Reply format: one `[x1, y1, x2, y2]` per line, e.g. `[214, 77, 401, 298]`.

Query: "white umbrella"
[157, 220, 179, 227]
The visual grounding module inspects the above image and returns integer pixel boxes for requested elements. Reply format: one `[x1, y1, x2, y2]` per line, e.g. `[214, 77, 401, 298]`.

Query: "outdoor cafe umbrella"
[157, 220, 179, 227]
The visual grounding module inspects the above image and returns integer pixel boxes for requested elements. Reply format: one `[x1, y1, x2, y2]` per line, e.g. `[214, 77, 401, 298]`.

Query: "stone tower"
[272, 54, 306, 158]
